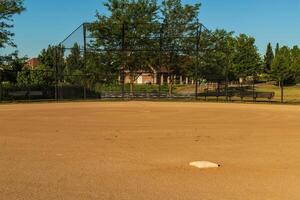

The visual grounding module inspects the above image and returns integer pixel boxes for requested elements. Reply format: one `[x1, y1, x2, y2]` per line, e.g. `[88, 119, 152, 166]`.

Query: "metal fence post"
[0, 70, 2, 102]
[158, 23, 164, 98]
[252, 74, 255, 102]
[195, 23, 202, 100]
[28, 70, 31, 101]
[83, 23, 87, 100]
[225, 66, 228, 102]
[54, 47, 58, 101]
[121, 23, 126, 99]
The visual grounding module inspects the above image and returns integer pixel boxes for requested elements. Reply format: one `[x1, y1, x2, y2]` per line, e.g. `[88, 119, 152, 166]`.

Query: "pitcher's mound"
[189, 161, 220, 169]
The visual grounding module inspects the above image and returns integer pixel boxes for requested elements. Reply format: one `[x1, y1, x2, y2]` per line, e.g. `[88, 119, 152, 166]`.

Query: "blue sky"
[2, 0, 300, 58]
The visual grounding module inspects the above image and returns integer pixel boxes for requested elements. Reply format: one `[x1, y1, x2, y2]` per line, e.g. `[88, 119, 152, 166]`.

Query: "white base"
[189, 161, 220, 169]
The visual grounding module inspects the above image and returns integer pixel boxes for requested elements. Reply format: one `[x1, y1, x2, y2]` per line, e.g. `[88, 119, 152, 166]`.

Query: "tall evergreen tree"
[275, 43, 280, 56]
[264, 43, 274, 72]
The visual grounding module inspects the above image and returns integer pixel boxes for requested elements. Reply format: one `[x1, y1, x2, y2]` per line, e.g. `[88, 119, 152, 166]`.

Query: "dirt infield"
[1, 102, 300, 200]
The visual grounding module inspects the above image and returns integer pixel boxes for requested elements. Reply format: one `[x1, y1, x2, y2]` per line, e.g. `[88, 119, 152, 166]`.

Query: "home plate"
[189, 161, 220, 169]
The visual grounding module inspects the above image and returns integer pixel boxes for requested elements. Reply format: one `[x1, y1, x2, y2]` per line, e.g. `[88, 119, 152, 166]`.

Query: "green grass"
[175, 84, 300, 103]
[255, 84, 300, 103]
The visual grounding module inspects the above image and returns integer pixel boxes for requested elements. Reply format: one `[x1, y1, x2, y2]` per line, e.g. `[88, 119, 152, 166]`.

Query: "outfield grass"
[256, 84, 300, 103]
[175, 84, 300, 103]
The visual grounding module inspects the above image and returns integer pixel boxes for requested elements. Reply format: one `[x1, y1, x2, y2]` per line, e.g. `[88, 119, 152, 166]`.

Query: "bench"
[8, 91, 44, 100]
[237, 92, 275, 102]
[101, 92, 169, 99]
[101, 92, 123, 98]
[8, 91, 44, 97]
[8, 91, 28, 97]
[29, 91, 43, 97]
[198, 91, 235, 100]
[197, 91, 275, 102]
[254, 92, 275, 101]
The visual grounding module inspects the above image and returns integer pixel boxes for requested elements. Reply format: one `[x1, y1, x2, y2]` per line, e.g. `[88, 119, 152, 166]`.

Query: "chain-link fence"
[0, 22, 285, 103]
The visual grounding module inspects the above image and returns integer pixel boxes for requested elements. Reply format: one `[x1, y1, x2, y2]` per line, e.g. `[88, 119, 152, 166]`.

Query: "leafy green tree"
[160, 0, 201, 95]
[264, 43, 274, 73]
[0, 0, 25, 48]
[35, 46, 65, 87]
[233, 34, 262, 84]
[89, 0, 159, 94]
[65, 43, 83, 73]
[0, 52, 27, 83]
[271, 46, 292, 103]
[64, 43, 85, 85]
[86, 52, 119, 87]
[290, 45, 300, 83]
[38, 45, 65, 71]
[199, 29, 235, 90]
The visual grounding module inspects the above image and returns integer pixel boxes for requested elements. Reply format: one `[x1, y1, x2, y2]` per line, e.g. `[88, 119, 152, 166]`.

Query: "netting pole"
[280, 80, 284, 103]
[195, 23, 202, 100]
[158, 24, 164, 98]
[28, 70, 31, 101]
[0, 70, 2, 102]
[54, 48, 58, 101]
[121, 23, 126, 99]
[252, 73, 255, 102]
[225, 55, 229, 102]
[83, 23, 87, 100]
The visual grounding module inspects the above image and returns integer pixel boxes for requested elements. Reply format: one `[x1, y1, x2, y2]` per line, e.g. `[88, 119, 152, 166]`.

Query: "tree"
[275, 43, 280, 56]
[0, 51, 27, 83]
[290, 45, 300, 83]
[17, 70, 42, 87]
[64, 43, 85, 84]
[233, 34, 262, 87]
[38, 45, 64, 70]
[199, 29, 235, 93]
[160, 0, 201, 95]
[65, 43, 83, 73]
[264, 43, 274, 73]
[89, 0, 159, 94]
[36, 45, 65, 87]
[0, 0, 25, 48]
[271, 46, 292, 103]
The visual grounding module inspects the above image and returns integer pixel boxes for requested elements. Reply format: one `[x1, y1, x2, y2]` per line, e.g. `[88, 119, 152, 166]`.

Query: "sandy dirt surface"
[1, 101, 300, 200]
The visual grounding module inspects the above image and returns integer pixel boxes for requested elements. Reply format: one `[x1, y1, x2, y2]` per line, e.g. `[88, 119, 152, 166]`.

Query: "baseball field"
[0, 101, 300, 199]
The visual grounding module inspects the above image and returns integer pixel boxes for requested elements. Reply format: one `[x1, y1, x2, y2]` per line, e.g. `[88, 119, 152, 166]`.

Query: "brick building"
[26, 58, 40, 70]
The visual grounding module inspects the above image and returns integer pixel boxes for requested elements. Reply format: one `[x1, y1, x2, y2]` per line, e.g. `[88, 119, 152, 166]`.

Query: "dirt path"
[0, 102, 300, 199]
